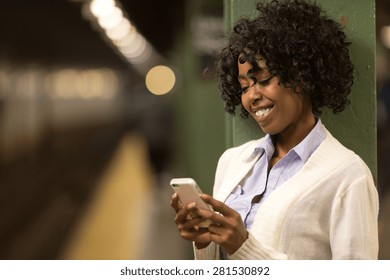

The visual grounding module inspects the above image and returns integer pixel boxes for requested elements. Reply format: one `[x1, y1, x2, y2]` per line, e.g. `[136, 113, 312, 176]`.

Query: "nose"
[247, 82, 263, 105]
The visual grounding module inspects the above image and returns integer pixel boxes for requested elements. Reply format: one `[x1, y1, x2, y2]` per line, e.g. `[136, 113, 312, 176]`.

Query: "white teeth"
[255, 108, 271, 117]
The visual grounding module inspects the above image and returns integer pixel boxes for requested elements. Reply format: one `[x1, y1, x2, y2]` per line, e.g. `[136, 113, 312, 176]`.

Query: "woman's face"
[238, 55, 314, 137]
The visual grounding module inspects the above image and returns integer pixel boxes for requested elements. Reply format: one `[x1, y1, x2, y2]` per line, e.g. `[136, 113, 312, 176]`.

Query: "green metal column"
[172, 0, 225, 194]
[224, 0, 377, 179]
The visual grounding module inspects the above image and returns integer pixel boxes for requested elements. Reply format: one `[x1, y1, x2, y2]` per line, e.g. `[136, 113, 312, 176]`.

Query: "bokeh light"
[145, 65, 176, 95]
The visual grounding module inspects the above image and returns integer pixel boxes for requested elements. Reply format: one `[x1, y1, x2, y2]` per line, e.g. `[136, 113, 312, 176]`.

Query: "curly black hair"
[218, 0, 354, 118]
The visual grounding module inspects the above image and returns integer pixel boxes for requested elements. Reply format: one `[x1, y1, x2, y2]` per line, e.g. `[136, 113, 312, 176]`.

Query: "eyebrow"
[238, 66, 267, 80]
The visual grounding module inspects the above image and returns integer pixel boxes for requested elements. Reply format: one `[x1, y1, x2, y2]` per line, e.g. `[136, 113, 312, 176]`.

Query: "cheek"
[279, 92, 304, 114]
[271, 98, 304, 128]
[278, 100, 297, 117]
[241, 94, 250, 111]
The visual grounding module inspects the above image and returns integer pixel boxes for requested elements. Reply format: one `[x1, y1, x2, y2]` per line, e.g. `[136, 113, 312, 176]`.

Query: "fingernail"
[189, 202, 196, 208]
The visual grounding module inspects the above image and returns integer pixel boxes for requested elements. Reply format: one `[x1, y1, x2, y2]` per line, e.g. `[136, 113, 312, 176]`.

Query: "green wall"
[224, 0, 377, 179]
[172, 0, 225, 194]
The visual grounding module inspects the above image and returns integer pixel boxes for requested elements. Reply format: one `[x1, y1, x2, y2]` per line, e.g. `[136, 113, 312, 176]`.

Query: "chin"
[259, 125, 279, 136]
[260, 126, 281, 136]
[259, 127, 272, 135]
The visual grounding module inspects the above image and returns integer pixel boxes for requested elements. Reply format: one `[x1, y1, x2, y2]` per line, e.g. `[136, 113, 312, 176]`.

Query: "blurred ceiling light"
[119, 34, 145, 57]
[381, 26, 390, 49]
[84, 0, 165, 76]
[90, 0, 116, 18]
[145, 65, 176, 95]
[119, 36, 154, 66]
[97, 7, 123, 30]
[113, 30, 137, 48]
[126, 43, 152, 65]
[105, 18, 132, 41]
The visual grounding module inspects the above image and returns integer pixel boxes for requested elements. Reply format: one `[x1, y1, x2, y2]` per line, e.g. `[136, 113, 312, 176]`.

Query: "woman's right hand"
[170, 193, 212, 249]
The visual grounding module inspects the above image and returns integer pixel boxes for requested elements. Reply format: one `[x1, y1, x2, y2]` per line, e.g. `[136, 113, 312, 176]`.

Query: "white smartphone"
[170, 177, 212, 228]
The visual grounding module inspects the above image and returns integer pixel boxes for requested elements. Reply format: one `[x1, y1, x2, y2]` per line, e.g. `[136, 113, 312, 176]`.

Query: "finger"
[170, 193, 181, 211]
[208, 223, 226, 235]
[184, 201, 210, 219]
[184, 202, 214, 223]
[176, 200, 208, 225]
[200, 194, 236, 216]
[179, 228, 211, 244]
[183, 200, 232, 228]
[181, 216, 208, 230]
[191, 206, 227, 226]
[180, 198, 224, 225]
[175, 207, 191, 224]
[177, 222, 207, 236]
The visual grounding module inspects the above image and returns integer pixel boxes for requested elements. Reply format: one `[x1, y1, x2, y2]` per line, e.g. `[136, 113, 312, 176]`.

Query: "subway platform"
[60, 133, 390, 260]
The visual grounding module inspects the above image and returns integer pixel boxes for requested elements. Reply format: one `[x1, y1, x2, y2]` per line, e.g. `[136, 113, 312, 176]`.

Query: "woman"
[171, 0, 379, 259]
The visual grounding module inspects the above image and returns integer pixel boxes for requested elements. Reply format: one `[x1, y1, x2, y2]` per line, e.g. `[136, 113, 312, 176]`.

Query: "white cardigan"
[194, 129, 379, 259]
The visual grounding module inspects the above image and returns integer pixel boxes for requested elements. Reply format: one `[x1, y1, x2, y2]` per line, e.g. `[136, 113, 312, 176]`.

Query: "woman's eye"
[241, 86, 250, 94]
[240, 75, 273, 94]
[258, 76, 274, 86]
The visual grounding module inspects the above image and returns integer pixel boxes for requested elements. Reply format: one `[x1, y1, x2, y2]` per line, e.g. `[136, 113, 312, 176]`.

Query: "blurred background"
[0, 0, 390, 260]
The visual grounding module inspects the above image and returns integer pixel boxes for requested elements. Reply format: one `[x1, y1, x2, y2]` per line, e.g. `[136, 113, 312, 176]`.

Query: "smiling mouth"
[255, 105, 274, 117]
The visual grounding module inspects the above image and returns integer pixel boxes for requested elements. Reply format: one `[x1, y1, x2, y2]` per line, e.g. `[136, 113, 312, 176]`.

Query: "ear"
[294, 80, 304, 94]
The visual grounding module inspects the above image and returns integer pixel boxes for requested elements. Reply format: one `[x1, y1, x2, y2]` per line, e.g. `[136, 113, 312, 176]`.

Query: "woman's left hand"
[189, 194, 249, 255]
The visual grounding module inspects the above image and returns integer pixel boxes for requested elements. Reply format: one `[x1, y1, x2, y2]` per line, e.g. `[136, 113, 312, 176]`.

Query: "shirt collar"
[248, 134, 273, 160]
[293, 118, 326, 162]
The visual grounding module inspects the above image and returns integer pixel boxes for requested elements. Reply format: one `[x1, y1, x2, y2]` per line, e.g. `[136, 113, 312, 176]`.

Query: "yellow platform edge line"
[61, 133, 155, 260]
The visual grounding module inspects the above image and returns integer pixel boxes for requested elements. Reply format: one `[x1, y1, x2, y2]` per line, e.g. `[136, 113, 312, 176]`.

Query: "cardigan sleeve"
[193, 233, 288, 260]
[228, 232, 288, 260]
[329, 168, 379, 259]
[193, 242, 219, 260]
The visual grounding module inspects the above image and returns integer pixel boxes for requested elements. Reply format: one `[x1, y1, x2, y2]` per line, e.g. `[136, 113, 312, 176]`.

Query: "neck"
[272, 115, 316, 158]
